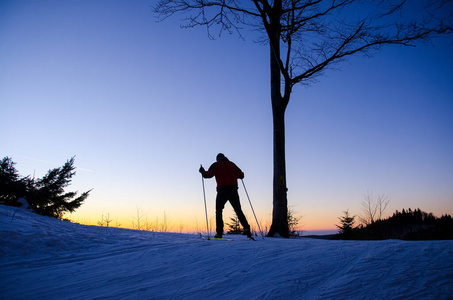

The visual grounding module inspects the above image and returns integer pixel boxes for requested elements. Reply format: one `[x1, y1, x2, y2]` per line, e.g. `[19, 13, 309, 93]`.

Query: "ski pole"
[201, 165, 210, 240]
[241, 179, 264, 239]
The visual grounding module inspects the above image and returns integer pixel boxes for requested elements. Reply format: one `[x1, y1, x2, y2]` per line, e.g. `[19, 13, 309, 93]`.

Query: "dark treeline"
[335, 208, 453, 240]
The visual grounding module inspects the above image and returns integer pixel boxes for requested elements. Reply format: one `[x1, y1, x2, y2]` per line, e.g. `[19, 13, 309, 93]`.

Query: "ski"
[202, 237, 257, 241]
[203, 237, 233, 241]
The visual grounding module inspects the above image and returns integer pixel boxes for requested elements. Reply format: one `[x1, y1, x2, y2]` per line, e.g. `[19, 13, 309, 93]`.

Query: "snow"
[1, 205, 452, 300]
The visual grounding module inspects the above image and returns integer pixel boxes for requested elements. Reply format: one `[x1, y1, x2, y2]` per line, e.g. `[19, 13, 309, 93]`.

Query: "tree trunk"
[268, 104, 289, 237]
[267, 4, 289, 237]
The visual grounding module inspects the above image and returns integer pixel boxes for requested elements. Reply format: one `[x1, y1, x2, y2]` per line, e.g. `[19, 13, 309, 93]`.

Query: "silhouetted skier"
[199, 153, 251, 239]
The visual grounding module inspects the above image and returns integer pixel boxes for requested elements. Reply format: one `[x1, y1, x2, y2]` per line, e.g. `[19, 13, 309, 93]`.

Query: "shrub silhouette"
[227, 214, 243, 234]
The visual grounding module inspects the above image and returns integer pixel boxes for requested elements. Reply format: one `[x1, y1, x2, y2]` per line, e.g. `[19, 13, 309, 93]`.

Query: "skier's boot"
[244, 227, 254, 240]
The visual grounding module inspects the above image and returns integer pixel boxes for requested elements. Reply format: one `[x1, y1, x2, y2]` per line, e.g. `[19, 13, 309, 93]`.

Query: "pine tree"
[336, 210, 356, 239]
[0, 157, 29, 206]
[227, 214, 242, 234]
[0, 156, 91, 219]
[27, 157, 91, 218]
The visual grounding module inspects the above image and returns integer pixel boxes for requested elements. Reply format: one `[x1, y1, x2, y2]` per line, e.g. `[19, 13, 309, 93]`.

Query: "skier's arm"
[236, 164, 244, 179]
[199, 163, 215, 178]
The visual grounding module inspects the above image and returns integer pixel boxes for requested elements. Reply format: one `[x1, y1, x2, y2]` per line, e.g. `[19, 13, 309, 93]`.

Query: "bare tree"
[360, 191, 377, 225]
[288, 207, 302, 236]
[376, 193, 390, 221]
[97, 213, 113, 227]
[155, 0, 452, 237]
[160, 211, 169, 232]
[194, 216, 200, 234]
[359, 191, 390, 225]
[133, 205, 145, 230]
[177, 221, 185, 233]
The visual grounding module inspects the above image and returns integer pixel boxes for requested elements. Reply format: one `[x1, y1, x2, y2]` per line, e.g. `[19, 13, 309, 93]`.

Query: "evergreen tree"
[336, 210, 356, 239]
[0, 157, 29, 206]
[0, 156, 91, 219]
[27, 157, 91, 218]
[227, 214, 242, 235]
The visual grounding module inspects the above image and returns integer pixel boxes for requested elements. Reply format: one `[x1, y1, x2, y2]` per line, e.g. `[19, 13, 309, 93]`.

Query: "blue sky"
[1, 0, 452, 231]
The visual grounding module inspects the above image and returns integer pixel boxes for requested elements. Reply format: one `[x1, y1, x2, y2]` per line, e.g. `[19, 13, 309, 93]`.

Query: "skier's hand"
[199, 166, 205, 173]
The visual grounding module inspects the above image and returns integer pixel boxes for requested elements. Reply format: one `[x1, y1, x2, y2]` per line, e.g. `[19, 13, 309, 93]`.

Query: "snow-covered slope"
[1, 205, 452, 299]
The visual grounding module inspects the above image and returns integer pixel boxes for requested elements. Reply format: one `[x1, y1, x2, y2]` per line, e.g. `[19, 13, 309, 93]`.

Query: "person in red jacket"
[199, 153, 251, 239]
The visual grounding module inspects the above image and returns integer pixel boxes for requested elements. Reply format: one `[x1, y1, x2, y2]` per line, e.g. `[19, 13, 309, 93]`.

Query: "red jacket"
[202, 161, 244, 187]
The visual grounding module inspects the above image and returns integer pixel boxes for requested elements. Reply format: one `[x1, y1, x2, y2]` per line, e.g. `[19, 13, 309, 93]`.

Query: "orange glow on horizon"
[67, 209, 336, 234]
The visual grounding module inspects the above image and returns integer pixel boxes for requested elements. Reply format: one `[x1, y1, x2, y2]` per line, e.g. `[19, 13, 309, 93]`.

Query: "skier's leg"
[229, 189, 250, 233]
[215, 189, 228, 237]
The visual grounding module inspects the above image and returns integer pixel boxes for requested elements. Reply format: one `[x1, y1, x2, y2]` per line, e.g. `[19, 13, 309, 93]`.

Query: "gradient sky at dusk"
[1, 0, 452, 232]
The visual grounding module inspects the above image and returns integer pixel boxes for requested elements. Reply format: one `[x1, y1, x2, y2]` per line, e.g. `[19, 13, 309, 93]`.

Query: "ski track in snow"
[1, 205, 452, 300]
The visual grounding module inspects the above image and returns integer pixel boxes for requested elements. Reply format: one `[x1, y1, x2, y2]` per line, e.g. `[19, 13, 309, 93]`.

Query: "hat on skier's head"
[216, 153, 228, 162]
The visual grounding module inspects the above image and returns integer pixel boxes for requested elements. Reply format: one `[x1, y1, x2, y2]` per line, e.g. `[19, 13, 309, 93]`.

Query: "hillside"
[1, 205, 452, 299]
